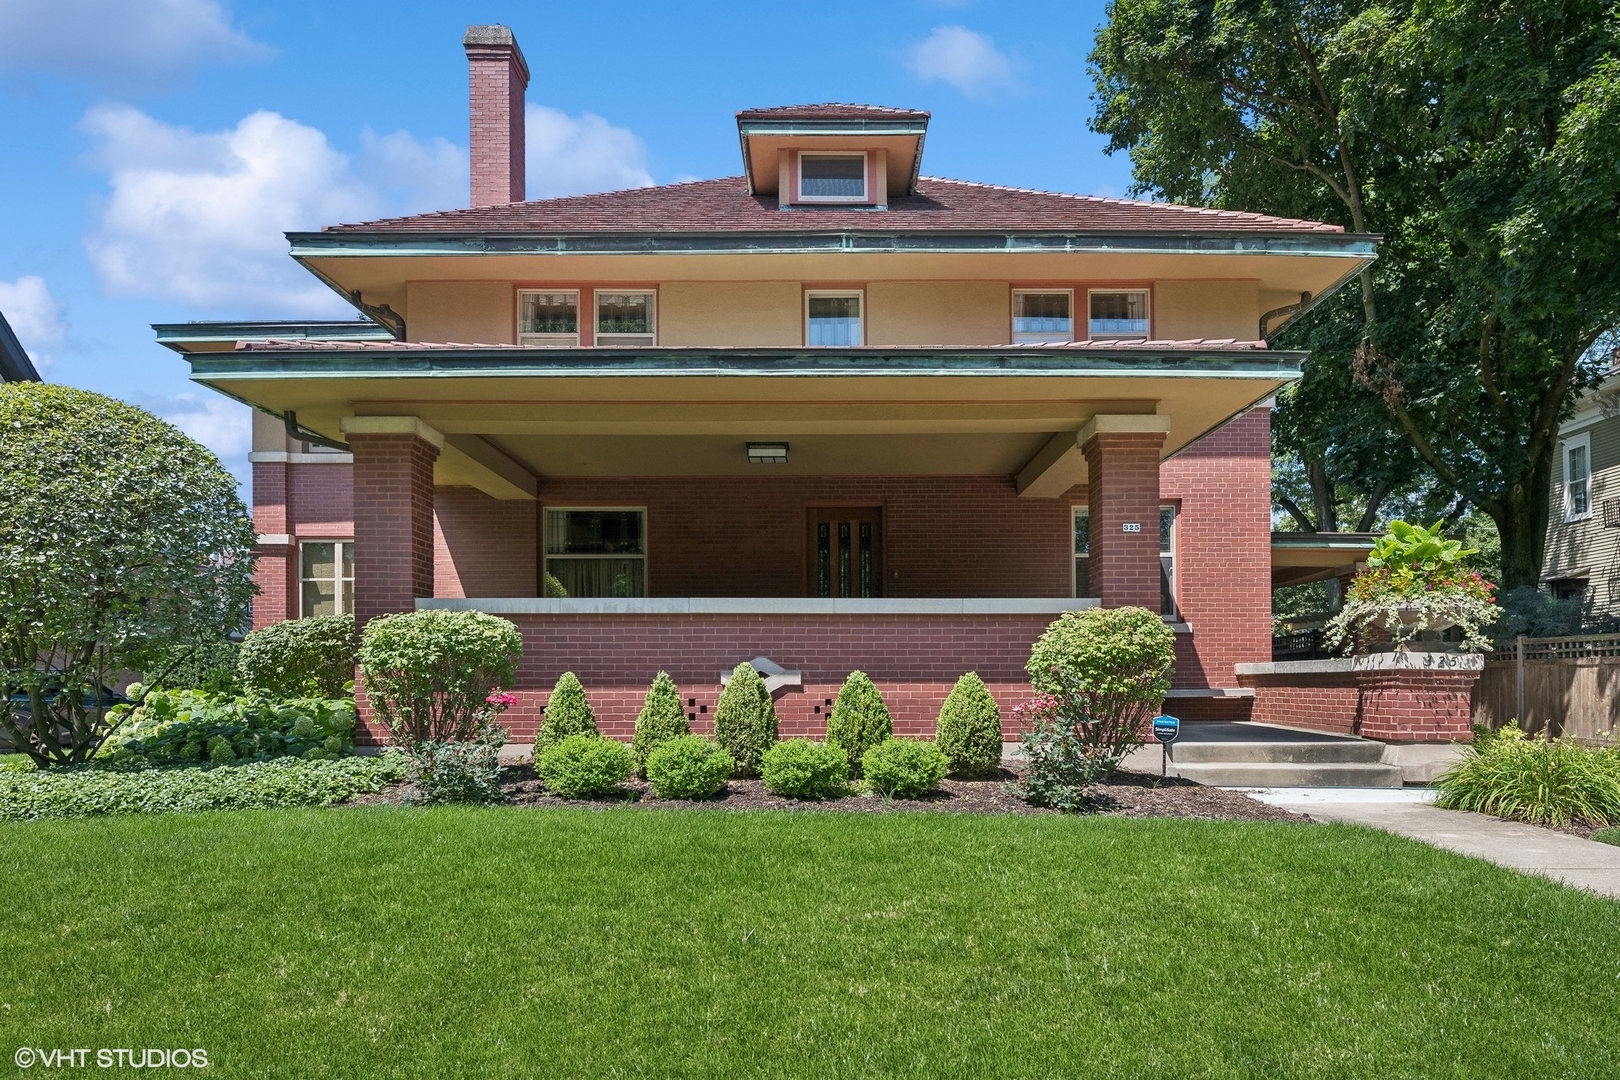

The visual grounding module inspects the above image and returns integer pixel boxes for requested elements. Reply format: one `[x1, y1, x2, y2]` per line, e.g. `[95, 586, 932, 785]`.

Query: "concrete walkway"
[1248, 788, 1620, 899]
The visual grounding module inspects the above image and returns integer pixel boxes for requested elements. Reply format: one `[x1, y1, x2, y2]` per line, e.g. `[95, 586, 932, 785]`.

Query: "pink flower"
[486, 690, 518, 709]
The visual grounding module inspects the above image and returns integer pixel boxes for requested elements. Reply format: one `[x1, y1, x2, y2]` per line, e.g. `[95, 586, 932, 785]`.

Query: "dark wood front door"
[808, 508, 883, 598]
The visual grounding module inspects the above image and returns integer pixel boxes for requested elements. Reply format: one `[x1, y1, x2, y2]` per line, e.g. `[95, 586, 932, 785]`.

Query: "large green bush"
[0, 755, 406, 820]
[761, 739, 849, 799]
[538, 734, 631, 798]
[825, 671, 893, 778]
[935, 672, 1003, 778]
[0, 383, 257, 766]
[1026, 606, 1174, 768]
[630, 671, 689, 776]
[239, 614, 356, 698]
[102, 690, 355, 765]
[357, 609, 521, 749]
[1435, 723, 1620, 827]
[644, 735, 733, 800]
[713, 662, 778, 777]
[861, 738, 948, 799]
[536, 671, 597, 755]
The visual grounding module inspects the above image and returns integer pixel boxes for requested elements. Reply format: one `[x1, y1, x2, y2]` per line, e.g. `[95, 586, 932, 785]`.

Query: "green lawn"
[2, 808, 1617, 1078]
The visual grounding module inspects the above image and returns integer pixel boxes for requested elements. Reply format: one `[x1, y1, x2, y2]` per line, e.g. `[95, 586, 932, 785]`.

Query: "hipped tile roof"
[317, 177, 1344, 236]
[735, 103, 931, 122]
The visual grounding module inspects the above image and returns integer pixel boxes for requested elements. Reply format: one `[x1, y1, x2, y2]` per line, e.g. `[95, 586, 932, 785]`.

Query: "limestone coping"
[1235, 652, 1485, 677]
[417, 597, 1105, 616]
[339, 415, 444, 448]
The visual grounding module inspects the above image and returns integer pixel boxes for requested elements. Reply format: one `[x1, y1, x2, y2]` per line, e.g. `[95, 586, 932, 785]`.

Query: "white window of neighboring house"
[300, 541, 354, 617]
[518, 290, 580, 346]
[1160, 504, 1178, 619]
[1073, 506, 1091, 597]
[1014, 290, 1074, 344]
[1088, 289, 1151, 339]
[544, 508, 647, 598]
[595, 291, 656, 346]
[1564, 433, 1592, 520]
[798, 153, 867, 202]
[806, 291, 863, 346]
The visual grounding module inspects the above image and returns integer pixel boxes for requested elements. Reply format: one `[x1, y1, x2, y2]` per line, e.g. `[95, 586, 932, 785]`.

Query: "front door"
[808, 508, 883, 598]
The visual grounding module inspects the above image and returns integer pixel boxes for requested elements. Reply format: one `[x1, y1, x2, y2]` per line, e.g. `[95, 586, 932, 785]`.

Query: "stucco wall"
[1154, 280, 1261, 341]
[865, 282, 1009, 346]
[406, 281, 515, 344]
[657, 282, 802, 346]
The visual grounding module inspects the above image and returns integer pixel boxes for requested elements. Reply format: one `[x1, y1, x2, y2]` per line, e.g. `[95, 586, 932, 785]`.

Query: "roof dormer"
[735, 104, 930, 209]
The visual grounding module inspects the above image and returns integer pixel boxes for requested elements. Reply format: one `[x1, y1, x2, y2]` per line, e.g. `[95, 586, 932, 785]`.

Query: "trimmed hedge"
[537, 672, 598, 755]
[102, 690, 355, 765]
[761, 739, 849, 800]
[0, 755, 406, 820]
[713, 663, 778, 777]
[935, 672, 1003, 778]
[539, 734, 631, 798]
[645, 736, 733, 800]
[631, 671, 690, 777]
[862, 738, 948, 799]
[239, 614, 356, 698]
[825, 671, 892, 778]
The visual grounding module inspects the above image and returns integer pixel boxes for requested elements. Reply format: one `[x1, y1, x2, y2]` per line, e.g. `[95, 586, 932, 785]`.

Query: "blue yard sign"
[1152, 715, 1180, 744]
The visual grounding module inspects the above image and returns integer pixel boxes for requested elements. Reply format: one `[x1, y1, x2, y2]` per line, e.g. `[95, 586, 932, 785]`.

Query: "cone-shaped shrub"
[713, 662, 778, 777]
[935, 672, 1003, 778]
[631, 671, 690, 776]
[536, 671, 596, 755]
[825, 670, 892, 778]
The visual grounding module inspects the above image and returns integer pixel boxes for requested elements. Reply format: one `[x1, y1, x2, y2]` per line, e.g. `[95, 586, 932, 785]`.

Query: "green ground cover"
[1, 809, 1616, 1078]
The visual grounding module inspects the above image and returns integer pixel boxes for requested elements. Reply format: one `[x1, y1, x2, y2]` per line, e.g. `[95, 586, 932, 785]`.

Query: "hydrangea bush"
[357, 609, 521, 748]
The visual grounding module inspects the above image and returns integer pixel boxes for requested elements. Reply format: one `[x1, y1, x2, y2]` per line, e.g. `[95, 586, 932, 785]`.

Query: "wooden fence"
[1473, 633, 1620, 743]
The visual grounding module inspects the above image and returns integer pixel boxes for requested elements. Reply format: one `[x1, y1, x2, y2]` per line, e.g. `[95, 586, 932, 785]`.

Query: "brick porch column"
[341, 417, 443, 626]
[1081, 415, 1171, 609]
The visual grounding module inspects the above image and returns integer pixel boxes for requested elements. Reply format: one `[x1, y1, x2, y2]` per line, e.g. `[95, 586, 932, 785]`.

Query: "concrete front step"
[1168, 761, 1406, 788]
[1170, 739, 1385, 765]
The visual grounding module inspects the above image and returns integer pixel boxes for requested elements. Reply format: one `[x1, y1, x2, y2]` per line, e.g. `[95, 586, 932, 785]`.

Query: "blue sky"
[0, 0, 1132, 490]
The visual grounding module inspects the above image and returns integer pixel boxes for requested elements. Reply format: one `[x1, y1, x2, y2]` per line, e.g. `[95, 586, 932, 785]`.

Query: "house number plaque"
[1122, 522, 1142, 532]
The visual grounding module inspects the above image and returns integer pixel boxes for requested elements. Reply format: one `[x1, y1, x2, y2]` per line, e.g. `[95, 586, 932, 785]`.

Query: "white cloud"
[905, 25, 1017, 97]
[138, 392, 252, 489]
[525, 104, 655, 199]
[0, 275, 67, 372]
[81, 105, 466, 314]
[0, 0, 271, 92]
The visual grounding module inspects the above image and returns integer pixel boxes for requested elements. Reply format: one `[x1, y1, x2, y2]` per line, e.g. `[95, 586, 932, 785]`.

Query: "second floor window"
[1565, 435, 1591, 520]
[519, 290, 579, 346]
[806, 291, 863, 346]
[596, 291, 656, 345]
[1089, 290, 1150, 339]
[1014, 291, 1074, 343]
[799, 154, 867, 201]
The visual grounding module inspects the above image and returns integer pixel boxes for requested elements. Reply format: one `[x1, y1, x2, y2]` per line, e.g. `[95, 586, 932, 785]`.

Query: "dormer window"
[799, 153, 867, 202]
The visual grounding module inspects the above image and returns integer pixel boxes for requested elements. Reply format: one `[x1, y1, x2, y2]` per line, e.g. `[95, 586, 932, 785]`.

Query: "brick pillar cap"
[1078, 413, 1172, 444]
[340, 415, 445, 448]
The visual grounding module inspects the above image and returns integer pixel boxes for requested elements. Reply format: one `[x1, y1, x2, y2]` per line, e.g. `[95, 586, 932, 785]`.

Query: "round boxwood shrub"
[240, 614, 356, 699]
[862, 738, 948, 798]
[536, 671, 597, 755]
[935, 671, 1003, 778]
[713, 662, 778, 777]
[539, 734, 632, 798]
[631, 671, 690, 777]
[1026, 606, 1174, 768]
[645, 735, 733, 800]
[825, 670, 892, 778]
[761, 739, 849, 800]
[357, 609, 521, 749]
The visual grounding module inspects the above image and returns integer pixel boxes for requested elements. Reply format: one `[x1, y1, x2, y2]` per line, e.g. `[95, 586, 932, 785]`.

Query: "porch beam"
[440, 434, 538, 501]
[1017, 414, 1170, 499]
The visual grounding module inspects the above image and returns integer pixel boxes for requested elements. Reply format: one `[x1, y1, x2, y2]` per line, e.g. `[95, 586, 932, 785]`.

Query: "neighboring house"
[0, 309, 42, 383]
[155, 25, 1376, 743]
[1542, 363, 1620, 619]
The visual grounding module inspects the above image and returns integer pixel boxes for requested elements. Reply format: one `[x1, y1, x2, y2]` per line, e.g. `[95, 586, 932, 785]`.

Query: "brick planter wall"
[1235, 654, 1483, 743]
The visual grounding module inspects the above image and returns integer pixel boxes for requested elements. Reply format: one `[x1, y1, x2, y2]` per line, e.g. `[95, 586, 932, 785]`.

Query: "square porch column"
[1081, 415, 1171, 609]
[341, 417, 443, 625]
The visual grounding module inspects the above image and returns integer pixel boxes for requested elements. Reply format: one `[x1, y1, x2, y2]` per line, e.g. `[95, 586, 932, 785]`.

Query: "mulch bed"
[351, 765, 1308, 824]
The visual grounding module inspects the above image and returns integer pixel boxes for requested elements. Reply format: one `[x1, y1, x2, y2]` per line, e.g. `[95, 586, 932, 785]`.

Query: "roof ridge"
[917, 177, 1321, 226]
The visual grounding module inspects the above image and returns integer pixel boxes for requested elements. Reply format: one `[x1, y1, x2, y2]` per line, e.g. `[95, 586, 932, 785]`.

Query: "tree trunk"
[1489, 458, 1554, 591]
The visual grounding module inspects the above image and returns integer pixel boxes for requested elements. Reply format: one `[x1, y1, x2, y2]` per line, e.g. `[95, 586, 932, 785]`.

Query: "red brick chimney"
[464, 25, 529, 207]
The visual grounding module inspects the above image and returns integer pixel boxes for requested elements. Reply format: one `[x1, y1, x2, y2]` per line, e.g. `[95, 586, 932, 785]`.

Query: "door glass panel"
[858, 522, 873, 598]
[816, 523, 831, 598]
[837, 522, 851, 598]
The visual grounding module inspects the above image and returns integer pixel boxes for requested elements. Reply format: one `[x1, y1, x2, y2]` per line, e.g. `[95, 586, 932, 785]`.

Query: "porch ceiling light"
[746, 441, 789, 465]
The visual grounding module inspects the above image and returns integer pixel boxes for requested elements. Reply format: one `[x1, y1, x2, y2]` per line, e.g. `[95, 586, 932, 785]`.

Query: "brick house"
[157, 25, 1379, 746]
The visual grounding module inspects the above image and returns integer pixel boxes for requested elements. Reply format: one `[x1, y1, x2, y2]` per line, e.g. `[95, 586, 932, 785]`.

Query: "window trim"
[1086, 288, 1152, 340]
[298, 539, 354, 618]
[542, 506, 650, 598]
[517, 288, 581, 347]
[804, 289, 865, 347]
[1013, 288, 1076, 345]
[1563, 432, 1593, 521]
[796, 151, 870, 204]
[593, 289, 657, 346]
